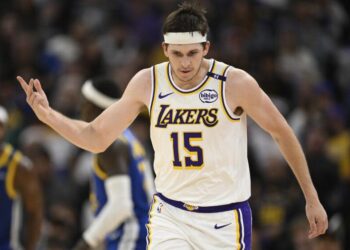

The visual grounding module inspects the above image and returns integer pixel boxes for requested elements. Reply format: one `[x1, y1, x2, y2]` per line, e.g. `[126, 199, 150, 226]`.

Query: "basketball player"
[0, 106, 43, 250]
[72, 79, 154, 250]
[17, 2, 328, 249]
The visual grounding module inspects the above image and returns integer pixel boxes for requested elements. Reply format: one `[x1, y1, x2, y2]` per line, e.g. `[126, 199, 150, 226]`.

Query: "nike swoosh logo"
[158, 92, 174, 99]
[214, 223, 232, 229]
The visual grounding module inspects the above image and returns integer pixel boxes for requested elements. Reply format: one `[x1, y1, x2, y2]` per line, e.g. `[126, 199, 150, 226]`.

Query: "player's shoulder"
[1, 143, 33, 171]
[220, 65, 261, 106]
[210, 59, 252, 83]
[131, 61, 171, 83]
[15, 151, 35, 175]
[123, 67, 153, 104]
[227, 67, 255, 84]
[225, 66, 259, 93]
[11, 149, 36, 187]
[131, 67, 152, 85]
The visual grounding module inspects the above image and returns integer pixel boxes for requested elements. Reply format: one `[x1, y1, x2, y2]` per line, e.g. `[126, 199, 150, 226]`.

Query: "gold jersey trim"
[149, 65, 158, 121]
[220, 65, 241, 122]
[6, 151, 22, 199]
[0, 144, 13, 168]
[234, 209, 242, 250]
[146, 195, 158, 250]
[93, 157, 108, 180]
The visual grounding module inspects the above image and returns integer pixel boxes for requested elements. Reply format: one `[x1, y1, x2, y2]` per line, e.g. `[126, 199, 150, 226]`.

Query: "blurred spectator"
[253, 157, 301, 250]
[0, 106, 43, 250]
[44, 201, 80, 250]
[276, 25, 322, 87]
[289, 216, 316, 250]
[19, 124, 77, 173]
[304, 125, 341, 215]
[326, 106, 350, 181]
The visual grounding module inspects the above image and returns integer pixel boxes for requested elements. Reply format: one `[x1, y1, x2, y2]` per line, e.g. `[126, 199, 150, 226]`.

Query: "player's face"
[163, 42, 210, 83]
[80, 97, 100, 122]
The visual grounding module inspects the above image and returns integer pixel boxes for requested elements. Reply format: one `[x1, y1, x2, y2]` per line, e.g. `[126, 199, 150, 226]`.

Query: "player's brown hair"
[162, 1, 209, 36]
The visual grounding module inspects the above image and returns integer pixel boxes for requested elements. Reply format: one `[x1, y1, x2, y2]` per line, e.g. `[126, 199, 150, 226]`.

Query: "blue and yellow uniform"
[90, 129, 154, 250]
[0, 144, 23, 250]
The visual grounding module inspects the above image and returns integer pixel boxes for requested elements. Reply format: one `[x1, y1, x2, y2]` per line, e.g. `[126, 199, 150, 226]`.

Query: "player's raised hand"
[17, 76, 51, 122]
[306, 199, 328, 239]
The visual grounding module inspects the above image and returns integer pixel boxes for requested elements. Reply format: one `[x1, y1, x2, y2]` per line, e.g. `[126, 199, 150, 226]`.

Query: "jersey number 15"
[170, 132, 203, 169]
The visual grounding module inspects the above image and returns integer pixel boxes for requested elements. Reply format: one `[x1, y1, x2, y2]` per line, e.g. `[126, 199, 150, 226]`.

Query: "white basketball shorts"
[146, 193, 252, 250]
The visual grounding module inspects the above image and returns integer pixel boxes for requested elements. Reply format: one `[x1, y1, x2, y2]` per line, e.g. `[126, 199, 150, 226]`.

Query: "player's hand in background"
[17, 77, 51, 123]
[306, 199, 328, 239]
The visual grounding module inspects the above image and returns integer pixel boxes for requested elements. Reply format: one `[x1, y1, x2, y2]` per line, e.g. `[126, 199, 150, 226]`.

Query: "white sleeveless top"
[148, 59, 251, 206]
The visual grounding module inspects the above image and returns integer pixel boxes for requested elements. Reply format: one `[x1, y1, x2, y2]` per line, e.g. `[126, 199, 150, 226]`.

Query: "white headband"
[163, 31, 207, 44]
[81, 80, 118, 109]
[0, 105, 8, 124]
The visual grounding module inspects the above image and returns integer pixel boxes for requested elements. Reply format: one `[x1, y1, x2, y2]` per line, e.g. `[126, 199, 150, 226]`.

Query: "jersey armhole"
[148, 65, 157, 120]
[220, 66, 241, 122]
[0, 144, 13, 168]
[93, 157, 108, 180]
[6, 152, 22, 199]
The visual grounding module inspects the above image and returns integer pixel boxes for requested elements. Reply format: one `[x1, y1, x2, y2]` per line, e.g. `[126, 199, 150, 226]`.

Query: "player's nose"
[181, 58, 191, 68]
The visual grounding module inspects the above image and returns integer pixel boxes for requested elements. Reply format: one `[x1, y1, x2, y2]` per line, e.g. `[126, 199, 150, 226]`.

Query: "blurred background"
[0, 0, 349, 249]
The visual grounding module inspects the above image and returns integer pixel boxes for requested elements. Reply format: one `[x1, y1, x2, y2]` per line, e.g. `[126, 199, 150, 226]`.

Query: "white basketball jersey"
[148, 59, 251, 206]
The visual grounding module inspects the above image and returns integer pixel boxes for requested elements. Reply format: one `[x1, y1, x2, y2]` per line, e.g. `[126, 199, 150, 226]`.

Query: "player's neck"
[171, 58, 211, 90]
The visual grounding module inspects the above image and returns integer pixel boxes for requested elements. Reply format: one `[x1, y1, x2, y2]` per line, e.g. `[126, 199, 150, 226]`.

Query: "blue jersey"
[90, 129, 154, 250]
[0, 144, 22, 250]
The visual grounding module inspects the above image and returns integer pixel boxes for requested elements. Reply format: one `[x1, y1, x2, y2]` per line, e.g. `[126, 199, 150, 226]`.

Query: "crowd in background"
[0, 0, 349, 249]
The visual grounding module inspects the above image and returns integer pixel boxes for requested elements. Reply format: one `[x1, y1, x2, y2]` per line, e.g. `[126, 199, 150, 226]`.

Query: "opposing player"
[17, 2, 328, 249]
[0, 106, 43, 250]
[72, 79, 154, 250]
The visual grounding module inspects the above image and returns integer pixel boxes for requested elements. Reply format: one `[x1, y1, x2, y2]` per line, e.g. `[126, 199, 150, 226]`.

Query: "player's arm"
[73, 141, 133, 250]
[16, 69, 151, 153]
[226, 68, 328, 238]
[14, 157, 43, 250]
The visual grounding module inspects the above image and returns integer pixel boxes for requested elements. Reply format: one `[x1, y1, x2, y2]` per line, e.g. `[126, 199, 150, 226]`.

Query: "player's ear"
[203, 41, 210, 56]
[162, 42, 169, 58]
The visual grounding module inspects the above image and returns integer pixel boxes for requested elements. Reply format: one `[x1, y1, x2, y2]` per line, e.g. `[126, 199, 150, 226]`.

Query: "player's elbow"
[90, 137, 113, 153]
[90, 145, 108, 154]
[91, 137, 111, 153]
[85, 124, 111, 153]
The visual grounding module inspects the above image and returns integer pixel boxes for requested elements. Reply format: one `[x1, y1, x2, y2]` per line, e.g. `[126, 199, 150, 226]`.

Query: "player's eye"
[172, 52, 183, 57]
[188, 51, 198, 56]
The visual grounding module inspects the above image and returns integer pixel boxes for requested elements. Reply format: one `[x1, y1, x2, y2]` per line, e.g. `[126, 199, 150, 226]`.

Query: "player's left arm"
[14, 157, 43, 250]
[226, 68, 328, 238]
